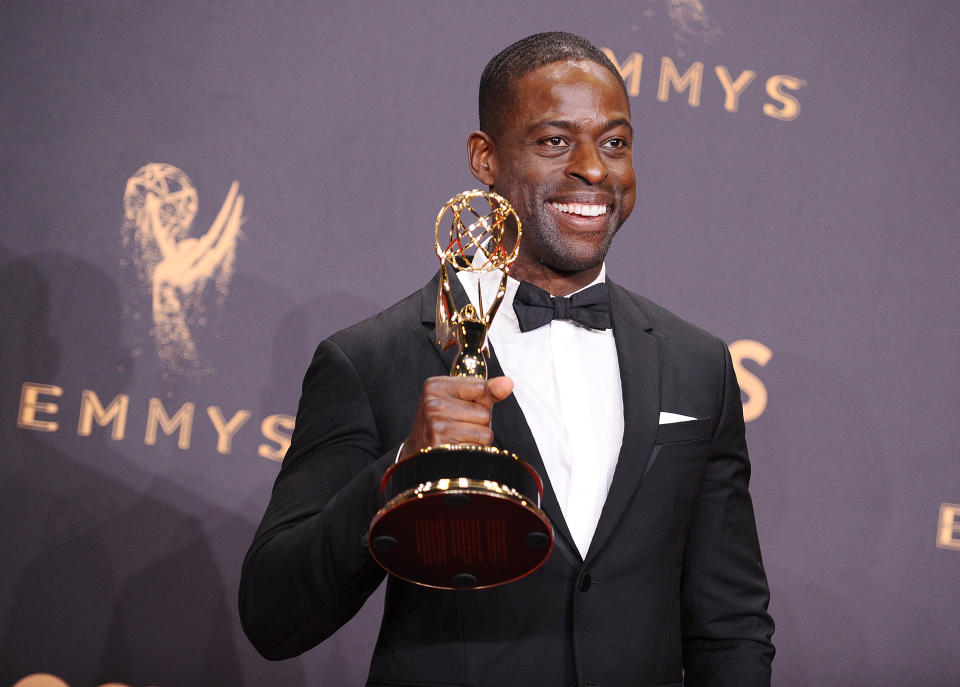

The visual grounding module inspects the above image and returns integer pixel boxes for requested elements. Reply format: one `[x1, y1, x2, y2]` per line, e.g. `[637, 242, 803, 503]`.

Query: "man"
[240, 31, 775, 686]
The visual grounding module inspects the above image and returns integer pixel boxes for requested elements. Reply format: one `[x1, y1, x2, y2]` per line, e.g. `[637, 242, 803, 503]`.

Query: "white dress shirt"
[457, 264, 624, 557]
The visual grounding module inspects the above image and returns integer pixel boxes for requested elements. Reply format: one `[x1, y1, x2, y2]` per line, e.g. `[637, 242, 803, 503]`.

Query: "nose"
[565, 143, 607, 185]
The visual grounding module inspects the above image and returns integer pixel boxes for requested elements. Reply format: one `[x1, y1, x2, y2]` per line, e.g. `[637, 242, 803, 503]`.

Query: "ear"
[467, 130, 497, 187]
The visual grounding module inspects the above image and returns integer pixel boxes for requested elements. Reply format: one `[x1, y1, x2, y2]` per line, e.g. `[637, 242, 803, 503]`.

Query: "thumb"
[486, 376, 514, 402]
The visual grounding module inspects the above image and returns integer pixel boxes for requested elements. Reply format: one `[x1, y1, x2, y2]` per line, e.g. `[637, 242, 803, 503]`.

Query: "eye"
[603, 137, 630, 150]
[540, 136, 567, 147]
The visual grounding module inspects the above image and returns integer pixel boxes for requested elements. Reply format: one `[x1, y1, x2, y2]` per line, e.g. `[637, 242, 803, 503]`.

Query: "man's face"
[474, 60, 636, 281]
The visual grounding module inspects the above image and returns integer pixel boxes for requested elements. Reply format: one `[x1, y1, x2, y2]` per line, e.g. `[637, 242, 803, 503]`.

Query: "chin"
[543, 250, 608, 274]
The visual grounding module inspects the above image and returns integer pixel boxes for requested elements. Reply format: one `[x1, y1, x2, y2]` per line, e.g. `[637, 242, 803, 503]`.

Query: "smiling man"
[241, 32, 774, 687]
[469, 58, 635, 293]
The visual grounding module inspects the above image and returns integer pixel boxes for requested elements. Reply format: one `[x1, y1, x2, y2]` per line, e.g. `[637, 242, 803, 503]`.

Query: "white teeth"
[550, 202, 608, 217]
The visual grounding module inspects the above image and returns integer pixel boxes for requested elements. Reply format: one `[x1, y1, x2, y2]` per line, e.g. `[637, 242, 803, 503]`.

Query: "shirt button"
[579, 572, 592, 591]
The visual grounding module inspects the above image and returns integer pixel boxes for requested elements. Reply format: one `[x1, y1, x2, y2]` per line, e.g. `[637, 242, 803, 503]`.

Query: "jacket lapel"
[418, 270, 459, 373]
[418, 271, 582, 568]
[583, 280, 661, 566]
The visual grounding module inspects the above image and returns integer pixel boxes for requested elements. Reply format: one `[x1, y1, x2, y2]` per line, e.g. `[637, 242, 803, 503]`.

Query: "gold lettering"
[144, 398, 194, 450]
[937, 503, 960, 550]
[763, 74, 802, 121]
[207, 406, 251, 455]
[714, 65, 757, 113]
[77, 390, 129, 440]
[728, 340, 772, 422]
[602, 49, 643, 96]
[658, 58, 704, 106]
[259, 414, 295, 461]
[17, 382, 63, 432]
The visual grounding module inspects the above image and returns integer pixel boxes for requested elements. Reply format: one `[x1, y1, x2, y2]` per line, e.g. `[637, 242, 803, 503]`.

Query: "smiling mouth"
[549, 202, 609, 218]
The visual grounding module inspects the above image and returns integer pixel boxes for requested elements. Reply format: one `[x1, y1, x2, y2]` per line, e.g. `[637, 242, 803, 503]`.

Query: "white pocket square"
[658, 411, 698, 425]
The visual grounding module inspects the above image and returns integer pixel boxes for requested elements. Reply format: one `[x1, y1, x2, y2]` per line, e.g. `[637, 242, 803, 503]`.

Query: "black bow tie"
[512, 281, 612, 332]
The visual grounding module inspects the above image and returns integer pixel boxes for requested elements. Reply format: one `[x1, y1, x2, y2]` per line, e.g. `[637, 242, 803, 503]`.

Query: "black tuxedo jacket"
[240, 272, 774, 687]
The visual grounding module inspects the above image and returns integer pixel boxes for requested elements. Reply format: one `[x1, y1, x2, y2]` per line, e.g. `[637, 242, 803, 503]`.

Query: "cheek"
[507, 164, 538, 193]
[503, 171, 541, 209]
[622, 186, 637, 215]
[493, 164, 527, 196]
[619, 169, 637, 214]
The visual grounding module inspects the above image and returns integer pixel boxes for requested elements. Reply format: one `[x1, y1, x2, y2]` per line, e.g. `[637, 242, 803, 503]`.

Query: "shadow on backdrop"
[0, 250, 304, 687]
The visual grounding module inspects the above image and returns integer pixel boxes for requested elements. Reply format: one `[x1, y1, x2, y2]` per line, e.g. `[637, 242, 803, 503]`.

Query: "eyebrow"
[528, 118, 633, 135]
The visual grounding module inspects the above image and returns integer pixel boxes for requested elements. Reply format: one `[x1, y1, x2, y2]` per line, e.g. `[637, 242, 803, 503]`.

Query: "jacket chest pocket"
[653, 416, 712, 444]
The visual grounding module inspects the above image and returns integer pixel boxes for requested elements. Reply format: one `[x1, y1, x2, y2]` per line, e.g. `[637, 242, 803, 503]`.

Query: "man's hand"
[399, 376, 514, 461]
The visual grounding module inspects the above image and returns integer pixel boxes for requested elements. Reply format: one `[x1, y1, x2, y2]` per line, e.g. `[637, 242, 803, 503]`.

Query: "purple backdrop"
[1, 1, 958, 686]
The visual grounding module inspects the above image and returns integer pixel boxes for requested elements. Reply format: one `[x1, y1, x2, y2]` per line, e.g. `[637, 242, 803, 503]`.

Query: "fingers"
[487, 376, 514, 402]
[400, 375, 513, 460]
[425, 378, 494, 424]
[430, 375, 514, 409]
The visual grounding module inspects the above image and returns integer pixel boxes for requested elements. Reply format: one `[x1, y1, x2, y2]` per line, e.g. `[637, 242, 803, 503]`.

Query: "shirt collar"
[460, 252, 607, 328]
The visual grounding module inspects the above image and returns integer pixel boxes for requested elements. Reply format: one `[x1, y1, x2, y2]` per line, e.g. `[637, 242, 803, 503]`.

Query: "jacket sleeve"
[680, 339, 776, 686]
[239, 338, 394, 660]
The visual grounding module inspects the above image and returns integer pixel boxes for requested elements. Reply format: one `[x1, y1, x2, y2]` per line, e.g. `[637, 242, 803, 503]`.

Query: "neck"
[509, 260, 602, 297]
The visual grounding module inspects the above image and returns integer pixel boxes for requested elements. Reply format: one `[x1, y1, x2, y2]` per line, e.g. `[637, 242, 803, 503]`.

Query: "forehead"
[504, 60, 630, 130]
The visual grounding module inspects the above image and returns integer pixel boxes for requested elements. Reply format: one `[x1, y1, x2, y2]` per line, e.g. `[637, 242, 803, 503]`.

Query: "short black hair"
[478, 31, 628, 135]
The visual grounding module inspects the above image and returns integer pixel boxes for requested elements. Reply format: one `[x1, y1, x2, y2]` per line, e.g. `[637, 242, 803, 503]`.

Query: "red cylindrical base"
[368, 446, 553, 589]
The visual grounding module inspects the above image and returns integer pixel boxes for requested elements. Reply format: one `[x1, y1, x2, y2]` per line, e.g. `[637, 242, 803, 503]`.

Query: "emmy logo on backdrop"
[122, 163, 243, 378]
[368, 190, 553, 590]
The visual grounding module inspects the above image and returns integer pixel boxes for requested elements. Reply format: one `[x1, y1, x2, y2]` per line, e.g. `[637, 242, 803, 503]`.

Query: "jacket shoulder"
[315, 275, 441, 389]
[611, 281, 725, 350]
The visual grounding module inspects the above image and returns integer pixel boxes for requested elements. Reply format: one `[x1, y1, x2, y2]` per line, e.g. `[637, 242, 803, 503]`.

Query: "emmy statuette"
[368, 190, 553, 589]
